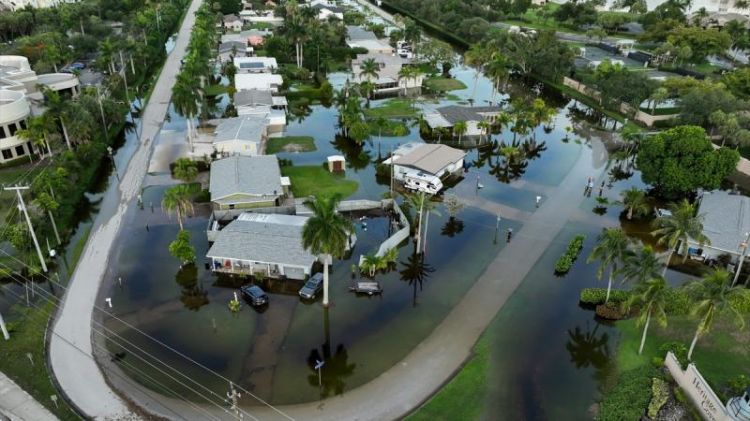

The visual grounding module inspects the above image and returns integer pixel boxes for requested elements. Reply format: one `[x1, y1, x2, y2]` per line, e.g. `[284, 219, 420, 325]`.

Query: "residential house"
[206, 213, 317, 280]
[423, 105, 502, 137]
[233, 56, 278, 73]
[346, 26, 393, 55]
[311, 3, 344, 20]
[385, 142, 465, 193]
[235, 73, 283, 92]
[239, 9, 284, 25]
[209, 155, 289, 211]
[212, 115, 269, 156]
[218, 41, 253, 63]
[223, 14, 243, 32]
[687, 191, 750, 263]
[234, 89, 287, 127]
[352, 53, 423, 94]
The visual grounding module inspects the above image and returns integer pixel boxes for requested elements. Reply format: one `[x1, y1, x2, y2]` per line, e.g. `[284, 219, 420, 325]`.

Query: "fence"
[664, 352, 732, 421]
[562, 77, 679, 127]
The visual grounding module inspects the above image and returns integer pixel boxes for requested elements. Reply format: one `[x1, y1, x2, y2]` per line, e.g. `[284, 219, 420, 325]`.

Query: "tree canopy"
[636, 126, 739, 195]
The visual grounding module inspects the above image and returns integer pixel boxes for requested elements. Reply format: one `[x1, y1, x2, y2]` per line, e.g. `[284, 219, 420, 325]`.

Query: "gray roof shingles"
[697, 191, 750, 253]
[209, 155, 282, 201]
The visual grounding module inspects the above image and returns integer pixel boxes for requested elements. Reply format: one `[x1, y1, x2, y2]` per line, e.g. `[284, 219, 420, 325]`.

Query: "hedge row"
[581, 287, 747, 315]
[598, 364, 661, 421]
[555, 235, 586, 274]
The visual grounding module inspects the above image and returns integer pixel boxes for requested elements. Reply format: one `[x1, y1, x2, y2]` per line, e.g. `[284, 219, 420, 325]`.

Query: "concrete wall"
[562, 77, 678, 127]
[664, 352, 732, 421]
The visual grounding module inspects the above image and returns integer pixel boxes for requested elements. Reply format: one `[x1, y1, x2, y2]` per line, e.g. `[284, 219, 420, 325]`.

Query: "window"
[0, 126, 6, 139]
[18, 119, 27, 130]
[8, 123, 18, 137]
[2, 149, 11, 160]
[15, 145, 25, 156]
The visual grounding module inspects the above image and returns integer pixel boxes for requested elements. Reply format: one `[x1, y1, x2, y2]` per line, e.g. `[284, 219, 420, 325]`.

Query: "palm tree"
[463, 43, 489, 103]
[587, 228, 630, 303]
[42, 88, 73, 150]
[173, 158, 198, 182]
[302, 194, 354, 307]
[619, 187, 650, 220]
[453, 121, 468, 143]
[172, 73, 200, 152]
[529, 98, 555, 140]
[651, 199, 709, 274]
[405, 192, 439, 254]
[161, 184, 195, 230]
[649, 87, 669, 114]
[623, 277, 669, 354]
[485, 52, 509, 104]
[359, 58, 380, 81]
[619, 244, 662, 285]
[477, 120, 491, 143]
[33, 192, 61, 245]
[359, 81, 376, 105]
[373, 117, 389, 142]
[685, 269, 746, 360]
[16, 115, 54, 159]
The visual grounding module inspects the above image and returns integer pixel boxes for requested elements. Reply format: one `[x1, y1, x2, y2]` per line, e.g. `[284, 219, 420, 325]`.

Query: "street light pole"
[5, 186, 47, 273]
[732, 232, 750, 287]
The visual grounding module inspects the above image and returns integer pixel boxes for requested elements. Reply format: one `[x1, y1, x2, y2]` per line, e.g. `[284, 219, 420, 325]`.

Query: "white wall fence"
[358, 199, 411, 266]
[664, 352, 733, 421]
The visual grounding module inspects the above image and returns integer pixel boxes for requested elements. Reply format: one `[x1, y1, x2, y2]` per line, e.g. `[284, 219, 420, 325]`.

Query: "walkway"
[0, 372, 58, 421]
[47, 0, 204, 418]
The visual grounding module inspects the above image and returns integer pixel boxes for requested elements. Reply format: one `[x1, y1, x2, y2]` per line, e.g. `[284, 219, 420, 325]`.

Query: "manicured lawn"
[424, 77, 467, 92]
[0, 301, 79, 420]
[266, 136, 317, 154]
[363, 99, 417, 118]
[280, 165, 358, 199]
[405, 337, 489, 421]
[367, 120, 411, 137]
[616, 315, 750, 390]
[203, 84, 227, 96]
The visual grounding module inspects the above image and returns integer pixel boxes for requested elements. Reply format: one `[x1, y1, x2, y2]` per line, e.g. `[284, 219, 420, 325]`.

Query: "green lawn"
[363, 99, 417, 118]
[406, 337, 489, 420]
[616, 315, 750, 391]
[0, 302, 79, 420]
[424, 77, 467, 92]
[0, 163, 42, 221]
[280, 165, 358, 199]
[367, 120, 411, 137]
[265, 136, 317, 154]
[203, 84, 227, 96]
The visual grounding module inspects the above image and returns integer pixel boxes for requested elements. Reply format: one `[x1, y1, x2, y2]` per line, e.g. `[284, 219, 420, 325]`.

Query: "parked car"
[70, 62, 86, 70]
[299, 273, 324, 299]
[241, 285, 268, 306]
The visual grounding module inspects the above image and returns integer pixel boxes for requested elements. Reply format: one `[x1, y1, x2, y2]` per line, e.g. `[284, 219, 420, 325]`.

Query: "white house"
[206, 213, 316, 280]
[212, 115, 269, 156]
[352, 53, 423, 94]
[346, 26, 394, 54]
[223, 14, 243, 31]
[239, 10, 284, 25]
[209, 155, 288, 210]
[235, 73, 284, 92]
[686, 191, 750, 263]
[234, 89, 287, 127]
[385, 142, 466, 193]
[233, 56, 278, 73]
[311, 3, 344, 20]
[0, 55, 80, 96]
[423, 105, 502, 137]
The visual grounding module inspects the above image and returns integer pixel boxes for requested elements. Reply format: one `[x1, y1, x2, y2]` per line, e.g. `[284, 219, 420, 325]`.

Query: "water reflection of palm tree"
[472, 140, 497, 169]
[175, 264, 209, 311]
[306, 343, 356, 397]
[565, 322, 611, 383]
[399, 248, 435, 307]
[331, 135, 372, 171]
[441, 217, 464, 237]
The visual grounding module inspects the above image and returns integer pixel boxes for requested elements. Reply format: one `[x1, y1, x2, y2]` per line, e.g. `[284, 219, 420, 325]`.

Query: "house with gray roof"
[206, 213, 316, 279]
[687, 191, 750, 263]
[209, 155, 289, 210]
[213, 115, 269, 156]
[384, 142, 465, 193]
[424, 105, 502, 137]
[234, 89, 287, 127]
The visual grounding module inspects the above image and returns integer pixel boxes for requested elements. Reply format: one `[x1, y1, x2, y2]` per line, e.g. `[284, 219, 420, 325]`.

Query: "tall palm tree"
[16, 115, 54, 159]
[477, 120, 491, 143]
[623, 277, 669, 354]
[463, 43, 489, 103]
[619, 187, 650, 220]
[651, 199, 709, 274]
[686, 269, 745, 360]
[161, 184, 195, 230]
[619, 244, 662, 285]
[587, 228, 630, 303]
[172, 73, 200, 152]
[485, 52, 509, 104]
[173, 158, 198, 182]
[529, 98, 555, 140]
[453, 121, 468, 143]
[42, 88, 73, 150]
[405, 192, 439, 254]
[33, 192, 61, 245]
[359, 58, 380, 81]
[302, 194, 354, 307]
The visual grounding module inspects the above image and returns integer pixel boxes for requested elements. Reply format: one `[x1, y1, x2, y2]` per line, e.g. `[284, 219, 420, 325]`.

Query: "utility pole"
[226, 382, 242, 420]
[5, 186, 47, 273]
[96, 85, 108, 141]
[0, 310, 9, 340]
[732, 232, 750, 287]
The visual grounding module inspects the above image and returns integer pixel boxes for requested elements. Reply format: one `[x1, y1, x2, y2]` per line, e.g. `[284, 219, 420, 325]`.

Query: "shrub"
[648, 378, 670, 419]
[596, 302, 628, 320]
[728, 374, 750, 396]
[663, 287, 692, 315]
[598, 365, 660, 421]
[555, 234, 586, 274]
[729, 289, 750, 314]
[580, 288, 631, 305]
[659, 342, 688, 368]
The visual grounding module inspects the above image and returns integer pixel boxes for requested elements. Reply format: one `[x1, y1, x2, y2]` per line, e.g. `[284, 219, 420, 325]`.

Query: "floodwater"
[95, 55, 688, 417]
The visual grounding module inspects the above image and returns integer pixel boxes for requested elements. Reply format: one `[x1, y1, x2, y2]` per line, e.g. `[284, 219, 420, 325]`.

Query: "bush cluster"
[580, 288, 630, 305]
[729, 289, 750, 314]
[596, 302, 629, 320]
[598, 365, 660, 421]
[555, 235, 586, 274]
[647, 378, 670, 419]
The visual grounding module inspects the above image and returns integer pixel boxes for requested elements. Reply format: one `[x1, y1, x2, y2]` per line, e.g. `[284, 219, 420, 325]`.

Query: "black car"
[241, 285, 268, 306]
[298, 273, 324, 299]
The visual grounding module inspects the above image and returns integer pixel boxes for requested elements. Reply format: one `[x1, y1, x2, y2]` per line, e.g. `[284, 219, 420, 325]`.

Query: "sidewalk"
[0, 371, 58, 421]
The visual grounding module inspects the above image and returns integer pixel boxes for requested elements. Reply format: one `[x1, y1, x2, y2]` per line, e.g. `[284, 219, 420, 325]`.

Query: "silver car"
[299, 273, 324, 299]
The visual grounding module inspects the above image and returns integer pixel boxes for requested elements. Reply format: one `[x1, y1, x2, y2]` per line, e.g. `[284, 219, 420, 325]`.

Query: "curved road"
[48, 0, 203, 418]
